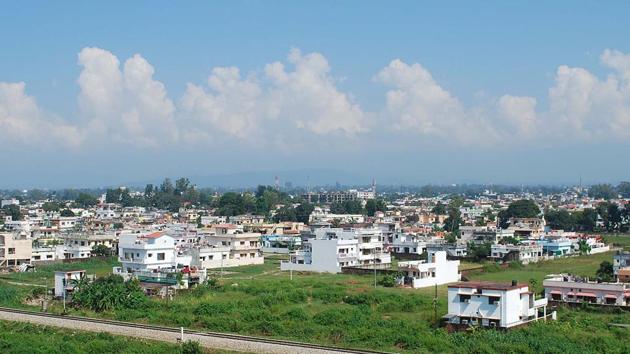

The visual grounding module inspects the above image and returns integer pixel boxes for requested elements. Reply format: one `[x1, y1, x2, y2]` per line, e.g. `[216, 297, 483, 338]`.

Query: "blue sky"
[1, 1, 629, 188]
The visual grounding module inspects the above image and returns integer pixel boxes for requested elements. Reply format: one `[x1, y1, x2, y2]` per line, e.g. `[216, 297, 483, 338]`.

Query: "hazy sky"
[1, 1, 629, 188]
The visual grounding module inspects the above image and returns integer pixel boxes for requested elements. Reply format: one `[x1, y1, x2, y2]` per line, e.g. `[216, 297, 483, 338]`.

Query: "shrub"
[181, 340, 202, 354]
[378, 274, 398, 287]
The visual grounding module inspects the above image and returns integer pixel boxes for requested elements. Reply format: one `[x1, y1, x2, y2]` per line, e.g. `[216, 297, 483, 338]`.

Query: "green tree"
[274, 205, 297, 222]
[295, 202, 314, 224]
[2, 205, 21, 221]
[60, 209, 75, 217]
[577, 239, 591, 255]
[365, 199, 386, 217]
[74, 193, 98, 208]
[498, 199, 540, 228]
[575, 208, 597, 231]
[545, 209, 576, 231]
[91, 244, 111, 257]
[589, 184, 617, 200]
[431, 202, 447, 215]
[618, 181, 630, 198]
[105, 188, 122, 203]
[42, 202, 61, 212]
[596, 261, 614, 282]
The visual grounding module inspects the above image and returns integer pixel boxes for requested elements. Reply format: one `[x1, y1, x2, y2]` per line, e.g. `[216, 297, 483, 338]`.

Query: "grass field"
[0, 320, 238, 354]
[603, 234, 630, 250]
[2, 253, 630, 353]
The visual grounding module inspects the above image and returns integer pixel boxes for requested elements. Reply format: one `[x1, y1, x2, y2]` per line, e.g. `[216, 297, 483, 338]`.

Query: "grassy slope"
[0, 320, 241, 354]
[2, 254, 630, 353]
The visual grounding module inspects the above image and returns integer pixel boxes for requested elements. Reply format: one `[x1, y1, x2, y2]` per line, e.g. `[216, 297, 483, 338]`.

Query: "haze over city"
[1, 1, 630, 188]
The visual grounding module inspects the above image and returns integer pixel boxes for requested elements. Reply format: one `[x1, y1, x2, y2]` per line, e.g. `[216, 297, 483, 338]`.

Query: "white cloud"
[0, 82, 82, 148]
[375, 59, 502, 144]
[77, 47, 177, 147]
[180, 48, 366, 142]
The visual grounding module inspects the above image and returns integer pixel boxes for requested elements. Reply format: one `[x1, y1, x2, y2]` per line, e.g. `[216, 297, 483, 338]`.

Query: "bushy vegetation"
[0, 321, 201, 354]
[72, 275, 147, 312]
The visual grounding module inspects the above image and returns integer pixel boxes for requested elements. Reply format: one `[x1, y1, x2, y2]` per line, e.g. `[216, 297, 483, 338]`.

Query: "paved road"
[0, 308, 382, 354]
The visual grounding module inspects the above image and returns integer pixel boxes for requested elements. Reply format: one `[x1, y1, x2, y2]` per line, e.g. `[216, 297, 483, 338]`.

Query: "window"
[488, 296, 500, 305]
[250, 253, 255, 258]
[8, 248, 15, 255]
[157, 253, 165, 261]
[460, 294, 471, 303]
[148, 253, 153, 257]
[240, 241, 245, 245]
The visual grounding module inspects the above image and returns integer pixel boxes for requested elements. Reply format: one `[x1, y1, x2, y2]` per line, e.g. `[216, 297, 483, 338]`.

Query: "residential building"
[62, 234, 116, 259]
[538, 238, 573, 257]
[118, 232, 177, 272]
[444, 281, 549, 329]
[0, 232, 32, 268]
[543, 274, 630, 306]
[281, 235, 358, 273]
[397, 251, 460, 288]
[391, 233, 428, 255]
[490, 243, 543, 264]
[613, 251, 630, 277]
[54, 270, 86, 298]
[200, 232, 264, 268]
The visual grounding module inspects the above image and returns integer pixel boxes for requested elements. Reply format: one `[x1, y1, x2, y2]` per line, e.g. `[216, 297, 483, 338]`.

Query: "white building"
[281, 227, 391, 273]
[391, 233, 427, 255]
[0, 232, 32, 268]
[194, 232, 264, 269]
[490, 243, 543, 264]
[118, 232, 177, 272]
[543, 274, 630, 306]
[54, 270, 86, 298]
[444, 281, 549, 329]
[397, 251, 460, 288]
[1, 198, 19, 208]
[281, 237, 358, 273]
[62, 234, 116, 259]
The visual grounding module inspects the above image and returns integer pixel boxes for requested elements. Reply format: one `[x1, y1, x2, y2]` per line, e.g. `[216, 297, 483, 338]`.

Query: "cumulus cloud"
[0, 82, 82, 148]
[2, 47, 630, 153]
[376, 51, 630, 144]
[78, 47, 177, 147]
[180, 48, 366, 142]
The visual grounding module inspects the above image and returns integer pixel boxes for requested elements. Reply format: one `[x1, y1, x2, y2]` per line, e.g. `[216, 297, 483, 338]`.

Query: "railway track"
[0, 306, 391, 354]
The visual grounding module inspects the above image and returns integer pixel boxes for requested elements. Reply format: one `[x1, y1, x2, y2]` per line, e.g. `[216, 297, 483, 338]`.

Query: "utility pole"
[373, 249, 377, 288]
[433, 284, 438, 324]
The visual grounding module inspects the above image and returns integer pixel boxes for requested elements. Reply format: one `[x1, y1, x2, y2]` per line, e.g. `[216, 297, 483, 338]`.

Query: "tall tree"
[589, 184, 617, 200]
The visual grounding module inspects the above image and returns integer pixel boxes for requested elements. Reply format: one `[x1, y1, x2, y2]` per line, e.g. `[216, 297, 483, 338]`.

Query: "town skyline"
[2, 1, 630, 187]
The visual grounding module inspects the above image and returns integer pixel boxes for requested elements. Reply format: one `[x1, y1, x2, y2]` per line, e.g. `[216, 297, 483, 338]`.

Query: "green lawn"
[0, 320, 238, 354]
[603, 234, 630, 250]
[467, 251, 614, 293]
[2, 253, 630, 353]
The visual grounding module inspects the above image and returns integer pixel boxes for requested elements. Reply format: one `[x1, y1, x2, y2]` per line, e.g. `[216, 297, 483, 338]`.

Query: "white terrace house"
[63, 234, 116, 259]
[117, 232, 177, 273]
[490, 243, 543, 265]
[444, 281, 549, 329]
[281, 227, 390, 273]
[397, 251, 460, 288]
[280, 237, 358, 273]
[192, 232, 264, 269]
[391, 233, 428, 255]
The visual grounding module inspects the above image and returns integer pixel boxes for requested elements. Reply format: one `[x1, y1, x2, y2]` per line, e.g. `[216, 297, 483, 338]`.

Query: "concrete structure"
[118, 232, 177, 272]
[444, 281, 548, 329]
[280, 237, 358, 273]
[199, 232, 264, 268]
[391, 233, 427, 255]
[63, 234, 116, 259]
[543, 274, 630, 306]
[538, 238, 573, 257]
[54, 270, 86, 298]
[0, 232, 32, 268]
[281, 227, 391, 273]
[261, 234, 301, 254]
[490, 243, 543, 264]
[613, 251, 630, 278]
[397, 251, 460, 288]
